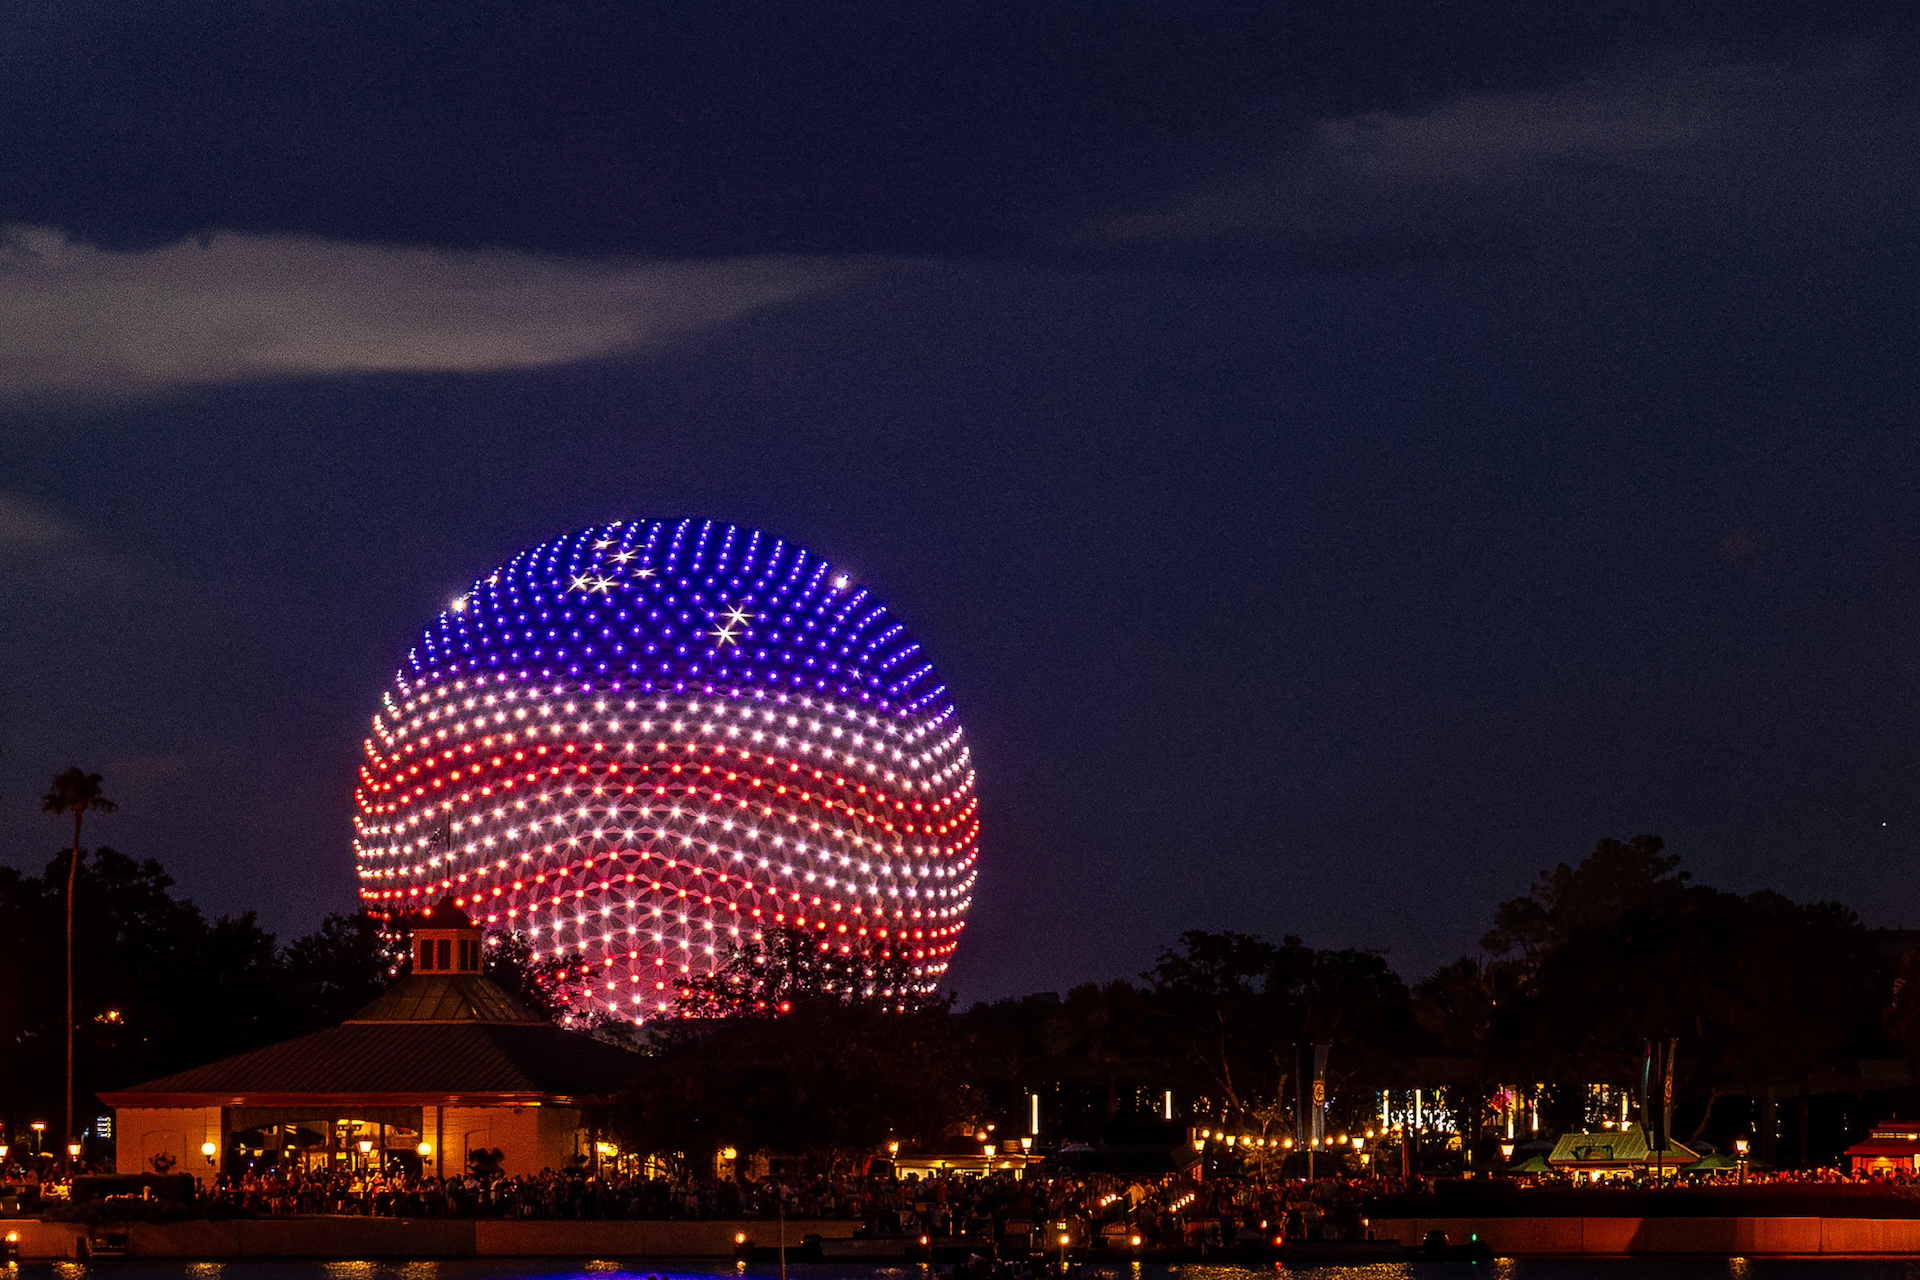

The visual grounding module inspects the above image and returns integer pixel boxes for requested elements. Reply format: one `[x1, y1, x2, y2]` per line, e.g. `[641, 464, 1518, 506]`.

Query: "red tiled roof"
[1848, 1136, 1920, 1158]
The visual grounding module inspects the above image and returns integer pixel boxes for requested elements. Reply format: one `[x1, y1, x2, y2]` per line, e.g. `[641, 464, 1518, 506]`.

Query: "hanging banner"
[1295, 1043, 1330, 1147]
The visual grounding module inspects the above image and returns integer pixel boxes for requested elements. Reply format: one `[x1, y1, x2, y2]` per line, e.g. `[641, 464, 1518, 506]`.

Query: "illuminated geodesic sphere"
[353, 519, 978, 1022]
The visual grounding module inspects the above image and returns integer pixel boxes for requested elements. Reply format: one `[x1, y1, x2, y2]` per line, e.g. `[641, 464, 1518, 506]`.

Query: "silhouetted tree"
[616, 1000, 972, 1172]
[483, 930, 575, 1020]
[1470, 836, 1889, 1145]
[281, 911, 393, 1031]
[676, 924, 927, 1017]
[40, 768, 115, 1167]
[1480, 834, 1689, 976]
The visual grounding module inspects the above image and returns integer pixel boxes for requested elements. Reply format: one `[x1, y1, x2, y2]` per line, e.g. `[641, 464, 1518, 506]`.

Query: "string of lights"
[353, 519, 978, 1022]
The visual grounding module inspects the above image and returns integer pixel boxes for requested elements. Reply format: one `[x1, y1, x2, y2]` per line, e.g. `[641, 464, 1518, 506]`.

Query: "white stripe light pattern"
[354, 519, 978, 1022]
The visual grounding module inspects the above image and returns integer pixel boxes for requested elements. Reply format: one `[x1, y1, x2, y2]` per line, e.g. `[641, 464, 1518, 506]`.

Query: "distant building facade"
[1845, 1122, 1920, 1174]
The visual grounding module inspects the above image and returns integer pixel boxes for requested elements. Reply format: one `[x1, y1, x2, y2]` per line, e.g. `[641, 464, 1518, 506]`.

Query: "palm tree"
[42, 768, 115, 1174]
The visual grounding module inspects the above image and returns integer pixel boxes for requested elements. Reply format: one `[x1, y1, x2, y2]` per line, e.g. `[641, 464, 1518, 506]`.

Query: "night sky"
[4, 2, 1920, 1003]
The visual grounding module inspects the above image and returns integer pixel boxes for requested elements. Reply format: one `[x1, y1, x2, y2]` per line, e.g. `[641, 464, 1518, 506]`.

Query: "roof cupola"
[411, 896, 483, 974]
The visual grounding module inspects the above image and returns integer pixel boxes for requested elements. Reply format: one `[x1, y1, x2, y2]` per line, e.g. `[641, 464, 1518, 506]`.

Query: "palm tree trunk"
[66, 811, 81, 1175]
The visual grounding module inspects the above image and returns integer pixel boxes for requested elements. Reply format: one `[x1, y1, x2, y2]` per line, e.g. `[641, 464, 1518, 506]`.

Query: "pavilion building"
[1845, 1122, 1920, 1174]
[100, 901, 640, 1183]
[1546, 1125, 1698, 1180]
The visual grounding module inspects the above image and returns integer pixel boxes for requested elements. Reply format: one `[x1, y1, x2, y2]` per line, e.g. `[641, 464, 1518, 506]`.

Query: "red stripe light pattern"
[354, 520, 978, 1022]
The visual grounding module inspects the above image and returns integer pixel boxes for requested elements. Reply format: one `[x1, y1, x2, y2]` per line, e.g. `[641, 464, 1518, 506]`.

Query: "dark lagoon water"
[13, 1261, 1920, 1280]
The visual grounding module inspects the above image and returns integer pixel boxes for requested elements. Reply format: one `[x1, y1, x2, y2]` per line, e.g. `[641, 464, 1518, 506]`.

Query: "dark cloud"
[0, 491, 77, 554]
[0, 226, 853, 399]
[1, 1, 1909, 257]
[1090, 46, 1920, 264]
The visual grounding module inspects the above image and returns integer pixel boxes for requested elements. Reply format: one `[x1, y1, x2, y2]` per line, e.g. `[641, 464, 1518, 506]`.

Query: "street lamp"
[1734, 1137, 1750, 1185]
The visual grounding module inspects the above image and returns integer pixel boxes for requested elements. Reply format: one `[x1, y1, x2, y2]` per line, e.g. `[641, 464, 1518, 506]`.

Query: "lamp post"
[1734, 1137, 1750, 1185]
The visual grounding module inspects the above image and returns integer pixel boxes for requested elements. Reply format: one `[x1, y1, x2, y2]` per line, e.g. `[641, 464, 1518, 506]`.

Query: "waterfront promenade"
[4, 1216, 859, 1260]
[1368, 1215, 1920, 1257]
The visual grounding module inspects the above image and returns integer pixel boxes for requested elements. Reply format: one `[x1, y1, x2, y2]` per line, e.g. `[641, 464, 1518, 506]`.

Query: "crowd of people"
[156, 1162, 1377, 1244]
[178, 1160, 1920, 1229]
[11, 1152, 1920, 1240]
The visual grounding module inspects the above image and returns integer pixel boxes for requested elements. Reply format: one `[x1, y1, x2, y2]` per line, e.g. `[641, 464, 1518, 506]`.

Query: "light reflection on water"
[12, 1262, 1920, 1280]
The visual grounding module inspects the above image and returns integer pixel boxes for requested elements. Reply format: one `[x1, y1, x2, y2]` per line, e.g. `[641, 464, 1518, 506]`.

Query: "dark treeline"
[593, 835, 1920, 1171]
[944, 836, 1910, 1165]
[0, 849, 555, 1132]
[4, 834, 1916, 1170]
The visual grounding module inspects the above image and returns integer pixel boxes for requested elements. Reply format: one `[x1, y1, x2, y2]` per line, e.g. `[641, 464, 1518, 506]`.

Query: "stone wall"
[1371, 1215, 1920, 1255]
[9, 1216, 861, 1259]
